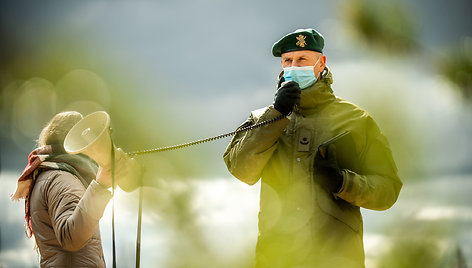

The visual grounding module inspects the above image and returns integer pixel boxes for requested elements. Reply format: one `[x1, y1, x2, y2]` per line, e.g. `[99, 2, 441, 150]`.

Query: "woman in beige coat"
[12, 111, 119, 267]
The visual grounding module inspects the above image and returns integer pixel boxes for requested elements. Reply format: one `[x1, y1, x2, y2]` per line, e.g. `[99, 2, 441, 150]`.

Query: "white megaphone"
[64, 111, 142, 192]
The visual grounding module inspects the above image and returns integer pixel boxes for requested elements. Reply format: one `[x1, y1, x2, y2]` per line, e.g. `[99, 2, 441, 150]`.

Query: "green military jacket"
[223, 68, 402, 268]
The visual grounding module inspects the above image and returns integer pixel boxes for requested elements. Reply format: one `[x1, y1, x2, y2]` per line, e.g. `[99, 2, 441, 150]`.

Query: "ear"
[320, 55, 327, 70]
[315, 55, 326, 77]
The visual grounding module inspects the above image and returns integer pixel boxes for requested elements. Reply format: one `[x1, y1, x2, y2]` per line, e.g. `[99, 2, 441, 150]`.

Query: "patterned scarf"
[11, 144, 98, 237]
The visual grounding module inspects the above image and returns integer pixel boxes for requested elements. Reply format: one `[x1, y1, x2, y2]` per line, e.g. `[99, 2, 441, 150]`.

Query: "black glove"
[273, 78, 301, 116]
[314, 144, 344, 194]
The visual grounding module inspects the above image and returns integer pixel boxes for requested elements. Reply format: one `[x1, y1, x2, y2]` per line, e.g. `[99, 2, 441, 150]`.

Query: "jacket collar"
[278, 67, 335, 115]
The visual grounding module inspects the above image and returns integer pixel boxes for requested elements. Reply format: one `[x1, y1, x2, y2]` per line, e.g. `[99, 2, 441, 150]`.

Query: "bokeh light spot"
[56, 69, 111, 111]
[11, 77, 56, 149]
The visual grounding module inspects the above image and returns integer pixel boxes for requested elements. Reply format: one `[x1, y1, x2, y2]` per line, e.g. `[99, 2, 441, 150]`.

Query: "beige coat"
[30, 169, 112, 267]
[224, 69, 402, 268]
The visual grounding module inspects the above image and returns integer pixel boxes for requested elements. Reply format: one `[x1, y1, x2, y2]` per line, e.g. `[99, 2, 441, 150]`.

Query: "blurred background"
[1, 0, 471, 267]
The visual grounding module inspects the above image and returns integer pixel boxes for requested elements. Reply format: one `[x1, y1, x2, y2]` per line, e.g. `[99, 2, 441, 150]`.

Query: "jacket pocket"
[314, 185, 362, 233]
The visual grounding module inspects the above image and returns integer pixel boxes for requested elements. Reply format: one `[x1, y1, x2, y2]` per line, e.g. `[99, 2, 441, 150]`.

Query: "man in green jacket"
[223, 28, 402, 268]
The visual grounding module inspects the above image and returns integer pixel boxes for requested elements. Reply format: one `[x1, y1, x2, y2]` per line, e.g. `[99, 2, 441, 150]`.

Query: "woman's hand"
[95, 148, 129, 188]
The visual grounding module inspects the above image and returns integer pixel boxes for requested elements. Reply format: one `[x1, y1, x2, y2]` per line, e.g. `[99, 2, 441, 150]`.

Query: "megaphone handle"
[107, 127, 143, 268]
[136, 186, 143, 268]
[109, 128, 117, 268]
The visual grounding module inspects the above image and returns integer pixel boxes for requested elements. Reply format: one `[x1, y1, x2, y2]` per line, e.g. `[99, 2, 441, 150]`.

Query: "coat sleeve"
[223, 106, 290, 185]
[335, 117, 403, 211]
[45, 171, 112, 252]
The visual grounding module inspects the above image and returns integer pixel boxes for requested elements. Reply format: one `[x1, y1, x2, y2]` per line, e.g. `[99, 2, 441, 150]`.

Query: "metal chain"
[127, 114, 285, 156]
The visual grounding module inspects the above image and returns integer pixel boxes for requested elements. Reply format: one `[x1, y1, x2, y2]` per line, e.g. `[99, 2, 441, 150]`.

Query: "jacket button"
[296, 158, 301, 162]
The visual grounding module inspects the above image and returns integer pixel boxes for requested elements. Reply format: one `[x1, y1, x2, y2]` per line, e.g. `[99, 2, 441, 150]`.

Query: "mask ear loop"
[313, 56, 323, 79]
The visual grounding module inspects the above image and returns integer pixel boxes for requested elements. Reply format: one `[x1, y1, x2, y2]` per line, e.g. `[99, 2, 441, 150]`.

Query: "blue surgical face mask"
[282, 57, 321, 89]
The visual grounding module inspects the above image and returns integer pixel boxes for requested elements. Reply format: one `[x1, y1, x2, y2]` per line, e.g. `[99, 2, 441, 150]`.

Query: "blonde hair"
[38, 111, 83, 147]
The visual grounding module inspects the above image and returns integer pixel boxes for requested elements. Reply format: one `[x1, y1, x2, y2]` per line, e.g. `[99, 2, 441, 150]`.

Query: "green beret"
[272, 28, 324, 57]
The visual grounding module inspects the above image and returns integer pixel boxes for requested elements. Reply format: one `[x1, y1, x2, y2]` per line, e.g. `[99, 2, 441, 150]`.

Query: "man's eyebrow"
[299, 54, 313, 58]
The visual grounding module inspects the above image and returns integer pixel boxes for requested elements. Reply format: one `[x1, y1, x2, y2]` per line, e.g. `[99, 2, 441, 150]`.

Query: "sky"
[1, 0, 472, 267]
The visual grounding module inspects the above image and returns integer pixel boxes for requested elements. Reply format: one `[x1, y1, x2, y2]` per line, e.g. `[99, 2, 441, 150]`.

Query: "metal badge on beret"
[296, 34, 307, 48]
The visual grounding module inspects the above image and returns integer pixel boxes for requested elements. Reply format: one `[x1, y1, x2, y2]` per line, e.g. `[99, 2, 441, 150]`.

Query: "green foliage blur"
[1, 0, 471, 267]
[438, 37, 472, 99]
[342, 0, 419, 54]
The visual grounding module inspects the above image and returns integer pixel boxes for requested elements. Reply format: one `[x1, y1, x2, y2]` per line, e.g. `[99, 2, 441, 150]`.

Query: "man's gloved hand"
[314, 144, 344, 194]
[273, 78, 301, 116]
